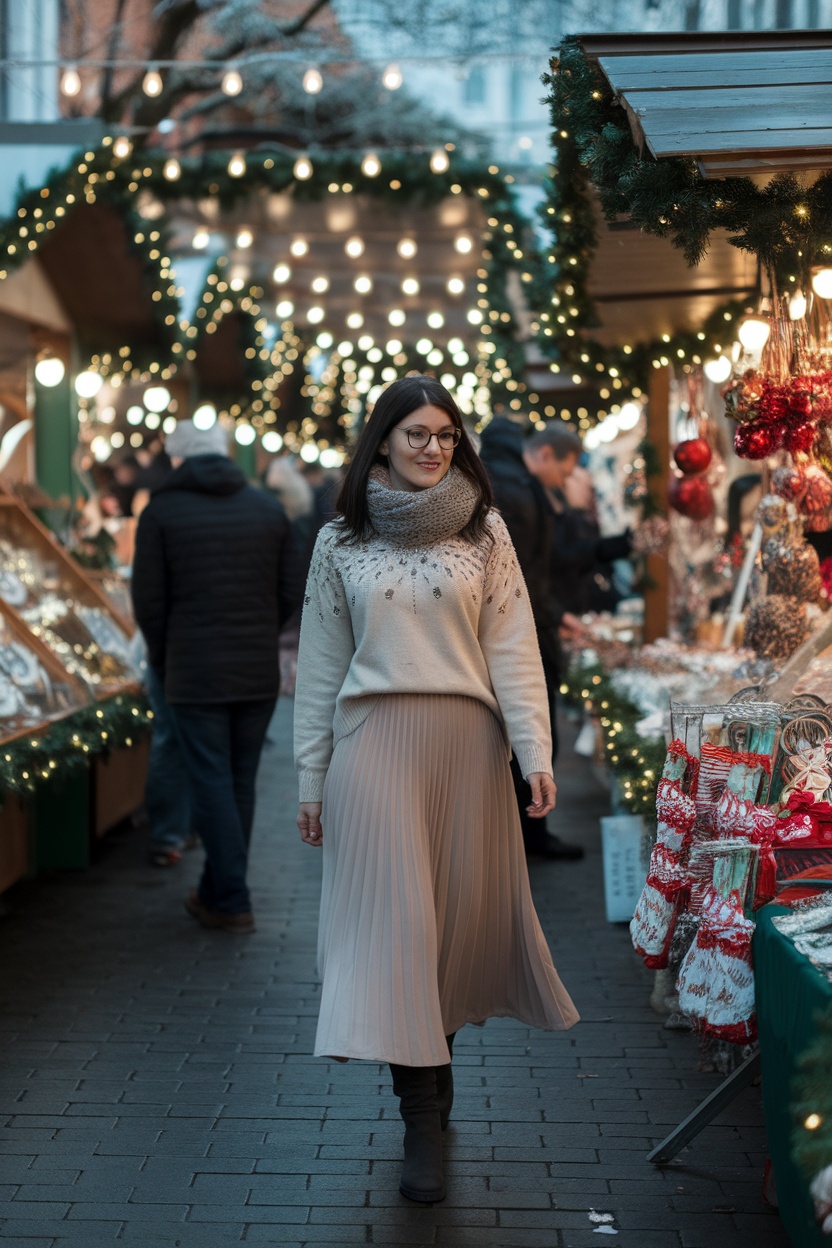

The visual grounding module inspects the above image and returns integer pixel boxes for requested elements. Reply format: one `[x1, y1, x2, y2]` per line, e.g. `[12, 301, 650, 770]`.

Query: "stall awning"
[578, 30, 832, 179]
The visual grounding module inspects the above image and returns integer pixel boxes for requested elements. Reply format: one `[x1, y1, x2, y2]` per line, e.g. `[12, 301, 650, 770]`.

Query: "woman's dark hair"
[336, 374, 493, 542]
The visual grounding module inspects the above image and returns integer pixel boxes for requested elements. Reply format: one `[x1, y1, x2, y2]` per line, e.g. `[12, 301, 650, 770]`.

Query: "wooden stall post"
[643, 363, 671, 643]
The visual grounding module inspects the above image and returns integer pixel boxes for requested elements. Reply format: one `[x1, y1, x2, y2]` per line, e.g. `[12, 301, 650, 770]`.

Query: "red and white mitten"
[630, 843, 689, 969]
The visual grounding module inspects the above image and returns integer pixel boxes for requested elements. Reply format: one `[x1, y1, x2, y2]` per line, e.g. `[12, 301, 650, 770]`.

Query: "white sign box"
[601, 814, 652, 923]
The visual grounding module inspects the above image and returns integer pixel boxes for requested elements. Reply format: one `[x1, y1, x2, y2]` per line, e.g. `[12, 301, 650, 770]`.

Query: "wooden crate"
[0, 793, 29, 893]
[92, 737, 149, 839]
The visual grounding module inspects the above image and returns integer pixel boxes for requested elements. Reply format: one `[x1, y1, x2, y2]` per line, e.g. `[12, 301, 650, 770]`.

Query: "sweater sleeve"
[478, 514, 554, 780]
[293, 527, 355, 803]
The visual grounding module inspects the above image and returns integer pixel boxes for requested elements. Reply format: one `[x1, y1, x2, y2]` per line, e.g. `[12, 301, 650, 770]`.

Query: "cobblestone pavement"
[0, 699, 787, 1247]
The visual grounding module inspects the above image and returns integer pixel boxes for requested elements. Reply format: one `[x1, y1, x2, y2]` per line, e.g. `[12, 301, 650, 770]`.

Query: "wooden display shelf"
[92, 736, 149, 839]
[0, 596, 88, 747]
[0, 793, 30, 893]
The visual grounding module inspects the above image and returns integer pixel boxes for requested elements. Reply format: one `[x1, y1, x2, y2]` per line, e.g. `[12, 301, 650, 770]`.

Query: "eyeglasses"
[399, 425, 461, 450]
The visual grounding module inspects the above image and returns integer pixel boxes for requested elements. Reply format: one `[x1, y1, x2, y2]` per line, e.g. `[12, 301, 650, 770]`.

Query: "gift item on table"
[775, 714, 832, 809]
[744, 593, 810, 664]
[762, 536, 823, 602]
[676, 885, 757, 1044]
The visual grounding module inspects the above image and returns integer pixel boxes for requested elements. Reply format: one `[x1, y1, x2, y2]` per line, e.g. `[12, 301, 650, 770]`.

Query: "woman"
[295, 375, 578, 1205]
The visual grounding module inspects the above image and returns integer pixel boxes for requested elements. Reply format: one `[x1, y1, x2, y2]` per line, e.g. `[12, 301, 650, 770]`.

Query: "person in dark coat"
[479, 418, 631, 860]
[131, 420, 299, 933]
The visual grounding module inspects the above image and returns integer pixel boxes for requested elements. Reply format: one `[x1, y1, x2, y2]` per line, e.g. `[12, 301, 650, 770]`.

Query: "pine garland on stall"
[792, 1005, 832, 1189]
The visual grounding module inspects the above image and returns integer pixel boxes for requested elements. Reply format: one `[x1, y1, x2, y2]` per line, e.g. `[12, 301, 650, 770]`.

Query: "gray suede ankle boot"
[389, 1063, 446, 1203]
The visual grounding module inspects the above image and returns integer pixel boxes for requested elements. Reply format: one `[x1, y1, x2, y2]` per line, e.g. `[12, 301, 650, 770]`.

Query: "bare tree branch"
[283, 0, 331, 37]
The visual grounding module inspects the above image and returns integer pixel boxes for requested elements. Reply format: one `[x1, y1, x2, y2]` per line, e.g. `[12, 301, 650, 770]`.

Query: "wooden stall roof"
[577, 30, 832, 178]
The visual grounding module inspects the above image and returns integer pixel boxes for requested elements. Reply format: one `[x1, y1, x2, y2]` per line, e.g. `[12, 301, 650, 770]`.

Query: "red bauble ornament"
[782, 421, 817, 455]
[801, 466, 832, 534]
[772, 464, 807, 503]
[669, 474, 715, 520]
[673, 438, 712, 475]
[734, 422, 779, 460]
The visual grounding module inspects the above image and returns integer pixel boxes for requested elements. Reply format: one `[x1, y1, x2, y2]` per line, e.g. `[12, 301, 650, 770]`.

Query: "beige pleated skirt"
[315, 693, 579, 1065]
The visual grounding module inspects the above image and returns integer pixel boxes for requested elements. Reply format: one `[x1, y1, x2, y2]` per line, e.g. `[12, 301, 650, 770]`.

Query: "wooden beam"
[643, 364, 671, 645]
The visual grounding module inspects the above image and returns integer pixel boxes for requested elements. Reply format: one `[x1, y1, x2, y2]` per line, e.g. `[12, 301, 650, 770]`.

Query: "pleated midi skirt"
[315, 693, 579, 1066]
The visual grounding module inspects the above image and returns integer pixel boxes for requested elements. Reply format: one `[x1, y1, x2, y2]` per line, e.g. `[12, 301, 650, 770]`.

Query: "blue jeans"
[168, 698, 277, 915]
[145, 665, 193, 852]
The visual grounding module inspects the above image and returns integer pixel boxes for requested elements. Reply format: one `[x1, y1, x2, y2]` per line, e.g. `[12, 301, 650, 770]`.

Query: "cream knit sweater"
[294, 491, 553, 804]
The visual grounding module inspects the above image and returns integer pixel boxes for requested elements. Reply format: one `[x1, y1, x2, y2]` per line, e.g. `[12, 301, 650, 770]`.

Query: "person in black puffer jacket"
[132, 419, 300, 933]
[479, 417, 632, 861]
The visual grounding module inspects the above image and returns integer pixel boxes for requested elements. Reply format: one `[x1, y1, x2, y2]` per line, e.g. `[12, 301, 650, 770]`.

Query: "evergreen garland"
[0, 690, 153, 800]
[539, 37, 832, 399]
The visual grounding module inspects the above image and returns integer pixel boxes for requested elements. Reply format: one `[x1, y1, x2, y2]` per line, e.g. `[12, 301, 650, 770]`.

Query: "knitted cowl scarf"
[366, 464, 480, 547]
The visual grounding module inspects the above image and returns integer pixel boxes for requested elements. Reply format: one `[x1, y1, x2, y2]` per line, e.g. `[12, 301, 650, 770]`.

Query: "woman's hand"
[298, 802, 323, 846]
[526, 772, 557, 818]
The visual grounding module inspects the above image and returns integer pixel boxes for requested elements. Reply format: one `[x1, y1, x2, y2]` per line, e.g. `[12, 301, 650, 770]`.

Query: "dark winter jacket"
[131, 454, 300, 704]
[479, 419, 631, 665]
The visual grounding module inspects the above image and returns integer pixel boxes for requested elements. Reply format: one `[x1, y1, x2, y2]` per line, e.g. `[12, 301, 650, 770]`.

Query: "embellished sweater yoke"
[294, 498, 553, 804]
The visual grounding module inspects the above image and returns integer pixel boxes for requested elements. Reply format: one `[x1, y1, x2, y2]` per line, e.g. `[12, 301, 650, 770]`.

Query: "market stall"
[544, 29, 832, 1236]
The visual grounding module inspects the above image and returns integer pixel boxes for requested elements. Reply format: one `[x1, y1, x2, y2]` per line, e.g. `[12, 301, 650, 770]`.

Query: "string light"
[311, 275, 329, 293]
[192, 229, 210, 250]
[222, 68, 243, 96]
[382, 63, 403, 90]
[430, 148, 450, 174]
[397, 238, 417, 258]
[60, 66, 81, 96]
[162, 157, 181, 181]
[361, 152, 382, 178]
[454, 233, 474, 254]
[811, 267, 832, 299]
[112, 136, 132, 159]
[401, 277, 419, 296]
[228, 151, 246, 177]
[345, 236, 364, 258]
[236, 229, 253, 249]
[142, 67, 163, 97]
[447, 277, 465, 295]
[289, 238, 309, 257]
[303, 67, 323, 94]
[273, 263, 291, 283]
[354, 275, 372, 294]
[293, 155, 313, 181]
[34, 357, 65, 387]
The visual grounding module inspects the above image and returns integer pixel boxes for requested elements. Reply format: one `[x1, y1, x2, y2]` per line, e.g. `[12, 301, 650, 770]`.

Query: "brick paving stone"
[0, 701, 788, 1247]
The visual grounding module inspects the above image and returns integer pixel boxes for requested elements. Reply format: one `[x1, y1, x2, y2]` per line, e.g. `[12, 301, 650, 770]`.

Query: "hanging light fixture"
[789, 291, 808, 320]
[222, 67, 243, 96]
[737, 314, 771, 351]
[34, 357, 65, 387]
[293, 154, 313, 181]
[382, 63, 403, 90]
[703, 355, 732, 383]
[162, 157, 181, 181]
[812, 267, 832, 299]
[142, 66, 164, 97]
[361, 152, 382, 178]
[303, 67, 323, 94]
[430, 148, 450, 174]
[228, 151, 246, 177]
[60, 65, 81, 97]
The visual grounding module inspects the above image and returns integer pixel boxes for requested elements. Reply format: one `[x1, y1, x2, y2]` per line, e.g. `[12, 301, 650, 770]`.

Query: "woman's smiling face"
[380, 404, 459, 492]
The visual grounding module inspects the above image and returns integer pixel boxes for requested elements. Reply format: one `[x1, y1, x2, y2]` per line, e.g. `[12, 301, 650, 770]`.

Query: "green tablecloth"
[754, 905, 832, 1247]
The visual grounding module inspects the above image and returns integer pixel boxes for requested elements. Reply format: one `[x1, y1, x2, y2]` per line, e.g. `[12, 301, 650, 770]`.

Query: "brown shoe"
[184, 891, 256, 933]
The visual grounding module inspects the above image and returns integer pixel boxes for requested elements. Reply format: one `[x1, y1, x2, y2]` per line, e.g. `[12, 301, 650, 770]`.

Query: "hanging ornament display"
[673, 437, 712, 476]
[724, 370, 832, 459]
[800, 465, 832, 534]
[668, 473, 714, 521]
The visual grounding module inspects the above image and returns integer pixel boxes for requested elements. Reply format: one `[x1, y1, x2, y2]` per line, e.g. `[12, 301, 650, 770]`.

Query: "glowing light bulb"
[616, 401, 641, 431]
[416, 338, 433, 355]
[402, 277, 420, 296]
[34, 358, 65, 387]
[228, 151, 246, 177]
[812, 267, 832, 299]
[805, 1113, 823, 1131]
[163, 157, 181, 181]
[447, 276, 465, 295]
[142, 68, 163, 97]
[430, 148, 450, 174]
[235, 423, 256, 445]
[273, 263, 291, 283]
[346, 312, 364, 329]
[466, 309, 483, 324]
[293, 155, 313, 181]
[303, 67, 323, 94]
[316, 331, 334, 349]
[290, 238, 309, 257]
[112, 135, 132, 159]
[144, 385, 171, 413]
[262, 431, 284, 453]
[397, 238, 417, 259]
[361, 152, 382, 177]
[192, 404, 217, 430]
[703, 355, 732, 383]
[75, 371, 103, 399]
[382, 63, 403, 90]
[354, 275, 372, 294]
[307, 306, 325, 324]
[60, 66, 81, 97]
[737, 315, 771, 351]
[235, 229, 253, 249]
[276, 300, 295, 318]
[300, 442, 320, 462]
[311, 275, 329, 294]
[192, 229, 210, 250]
[345, 236, 364, 258]
[427, 311, 444, 329]
[789, 292, 808, 319]
[388, 309, 406, 327]
[222, 68, 243, 96]
[454, 233, 474, 254]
